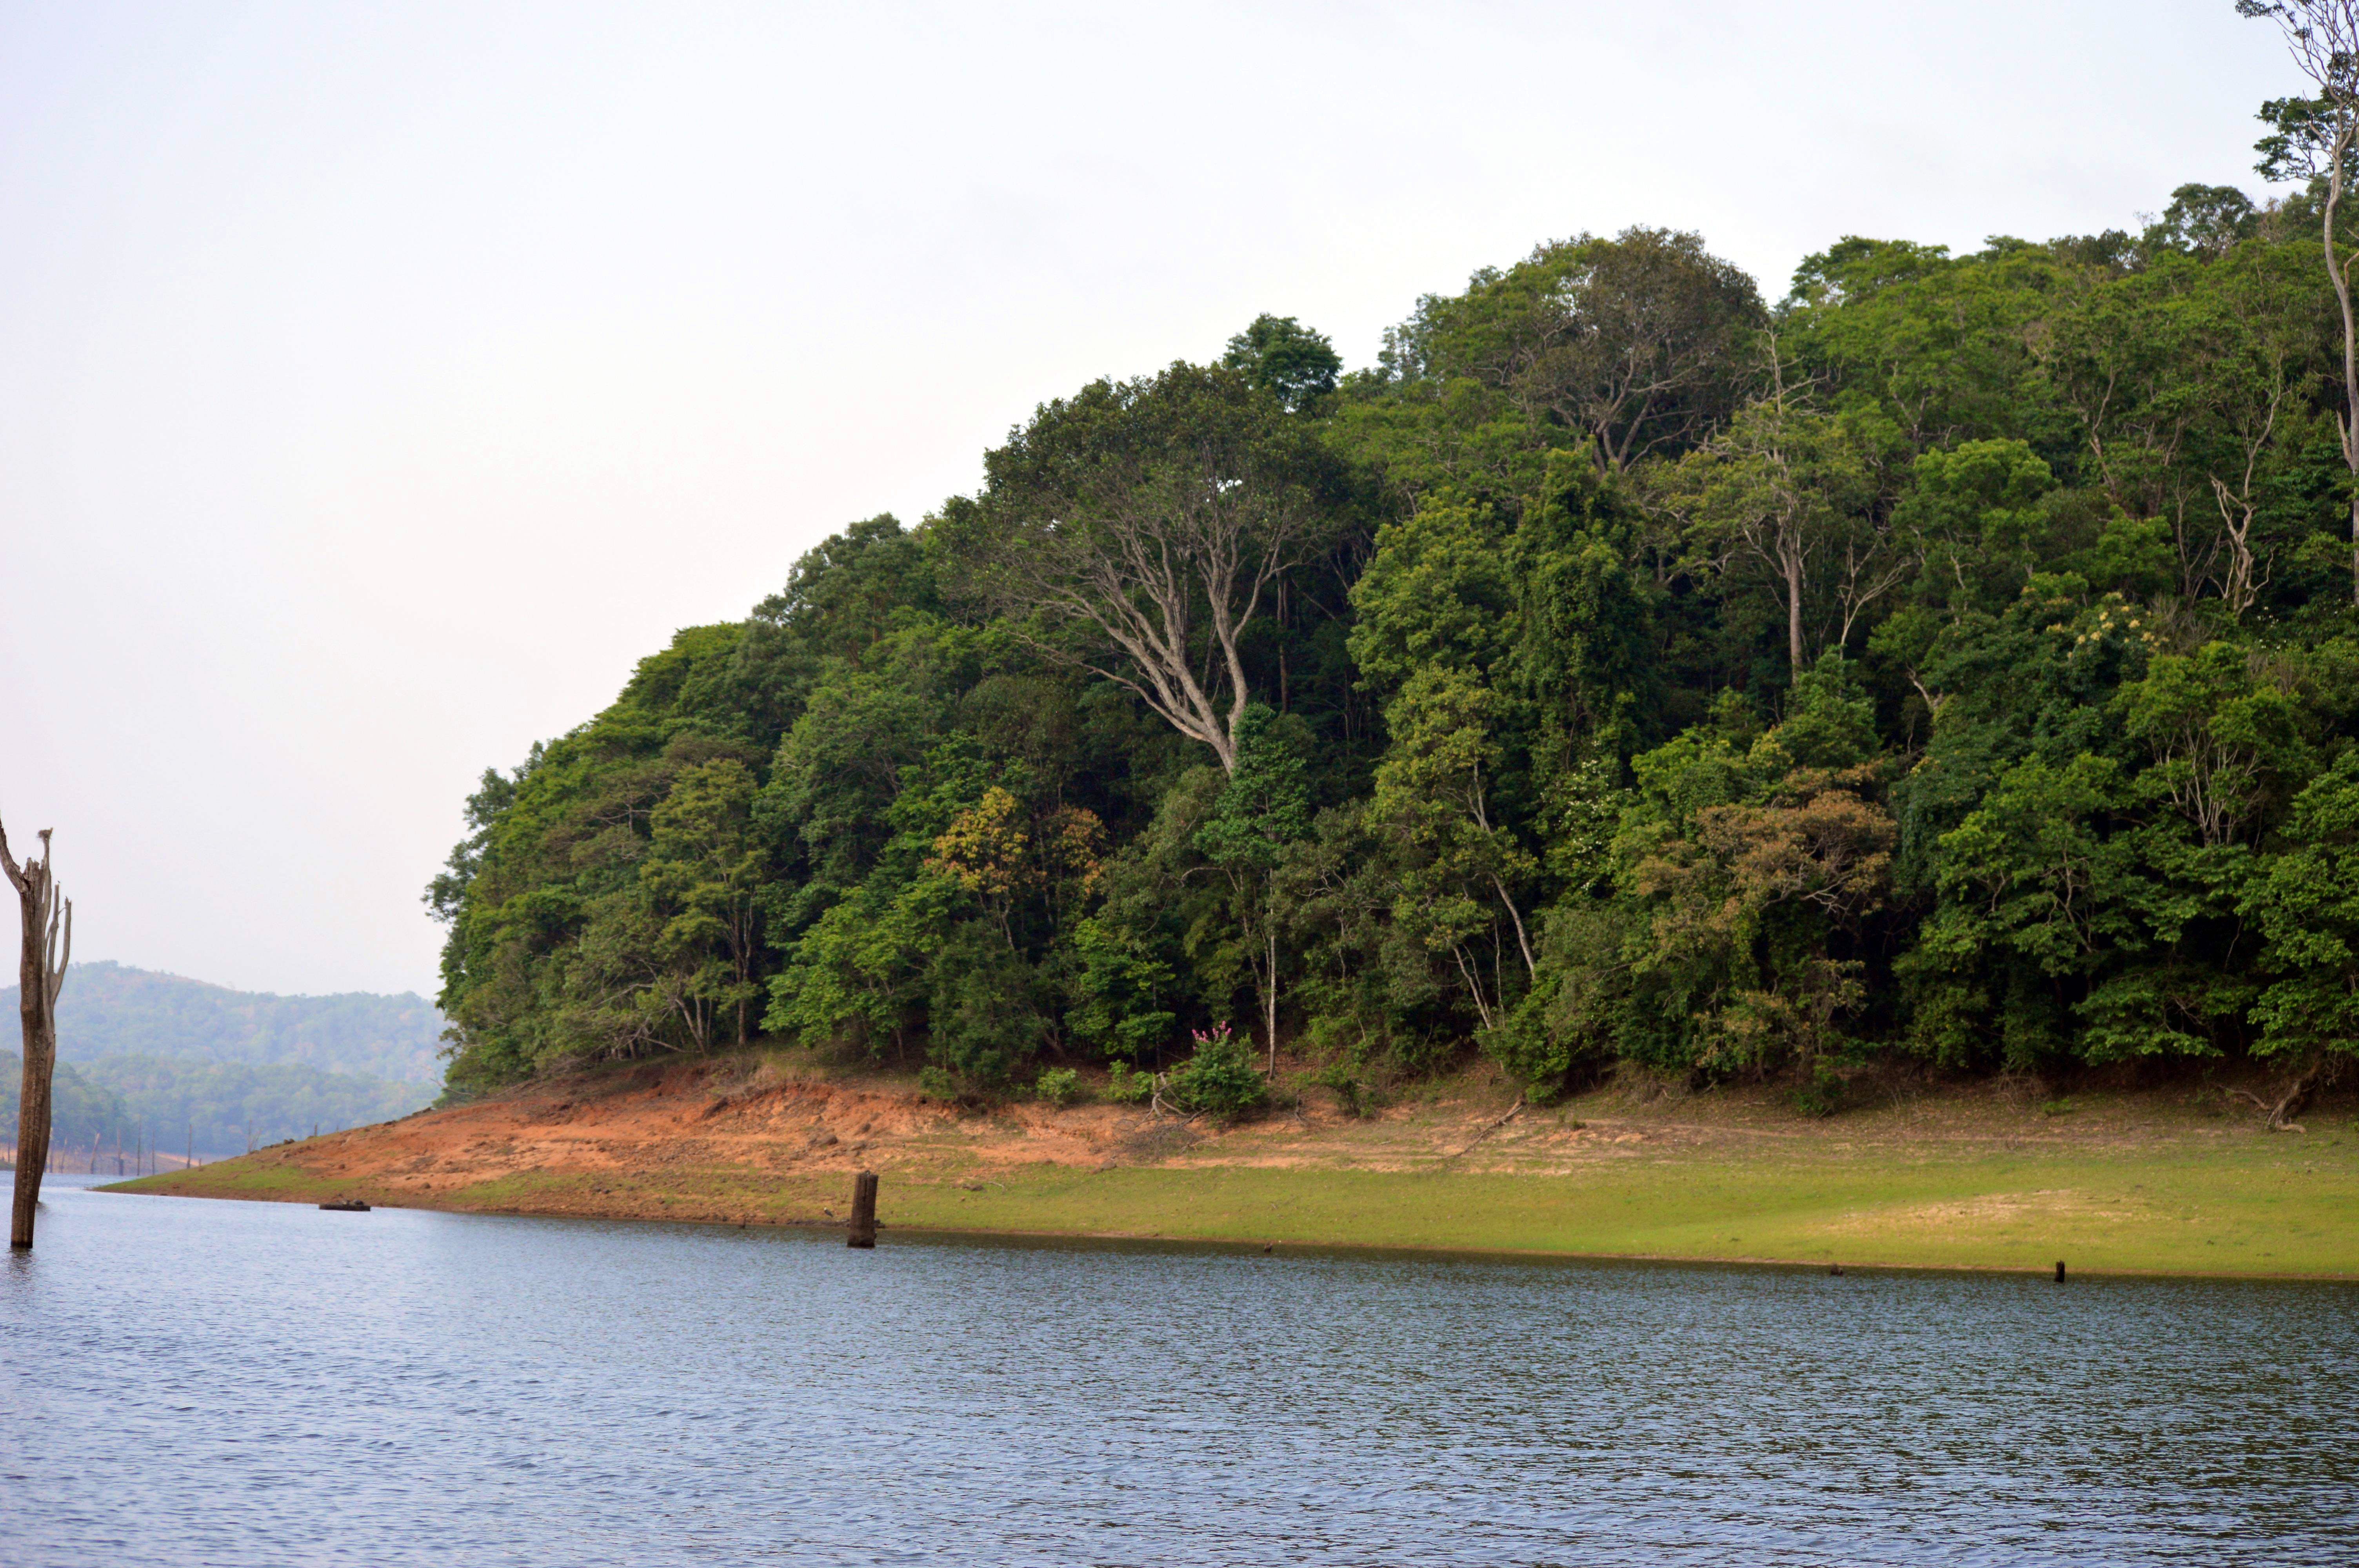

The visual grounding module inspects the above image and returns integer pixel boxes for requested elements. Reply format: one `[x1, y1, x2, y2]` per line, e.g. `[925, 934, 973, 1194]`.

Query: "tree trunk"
[847, 1170, 878, 1248]
[1491, 875, 1538, 982]
[1784, 547, 1806, 673]
[5, 820, 72, 1251]
[1266, 929, 1279, 1075]
[2270, 1058, 2326, 1132]
[2325, 118, 2359, 606]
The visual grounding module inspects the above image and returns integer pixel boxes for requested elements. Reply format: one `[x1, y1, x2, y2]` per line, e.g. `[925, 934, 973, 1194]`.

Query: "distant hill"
[2, 1049, 436, 1160]
[0, 1051, 128, 1155]
[3, 960, 447, 1085]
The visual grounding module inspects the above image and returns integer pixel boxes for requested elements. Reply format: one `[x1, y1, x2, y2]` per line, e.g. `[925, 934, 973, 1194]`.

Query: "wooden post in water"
[2054, 1260, 2066, 1283]
[847, 1170, 878, 1249]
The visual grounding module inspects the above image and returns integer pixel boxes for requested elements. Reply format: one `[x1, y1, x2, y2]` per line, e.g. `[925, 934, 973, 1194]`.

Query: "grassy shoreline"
[109, 1113, 2359, 1280]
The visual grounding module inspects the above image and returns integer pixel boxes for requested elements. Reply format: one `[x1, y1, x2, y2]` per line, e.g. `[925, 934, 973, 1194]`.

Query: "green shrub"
[1065, 917, 1179, 1062]
[1105, 1061, 1154, 1104]
[1302, 1015, 1376, 1116]
[1791, 1063, 1846, 1117]
[1168, 1023, 1266, 1119]
[924, 923, 1043, 1096]
[1035, 1066, 1082, 1105]
[1310, 1054, 1366, 1117]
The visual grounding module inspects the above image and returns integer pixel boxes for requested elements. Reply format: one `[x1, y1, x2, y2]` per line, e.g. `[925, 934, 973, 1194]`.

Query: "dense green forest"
[431, 160, 2359, 1115]
[4, 960, 447, 1083]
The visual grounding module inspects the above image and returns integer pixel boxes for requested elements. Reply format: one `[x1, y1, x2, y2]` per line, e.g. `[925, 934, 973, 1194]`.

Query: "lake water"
[4, 1176, 2355, 1566]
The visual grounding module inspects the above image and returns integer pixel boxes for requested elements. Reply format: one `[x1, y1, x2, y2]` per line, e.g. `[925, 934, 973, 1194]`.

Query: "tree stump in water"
[847, 1171, 878, 1249]
[5, 821, 71, 1252]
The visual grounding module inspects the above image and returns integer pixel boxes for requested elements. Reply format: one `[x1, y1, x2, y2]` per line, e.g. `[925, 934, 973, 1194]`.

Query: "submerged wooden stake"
[2055, 1260, 2066, 1283]
[847, 1170, 878, 1249]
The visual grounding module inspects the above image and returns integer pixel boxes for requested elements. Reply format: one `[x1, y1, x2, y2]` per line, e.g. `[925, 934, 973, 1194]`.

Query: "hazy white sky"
[0, 0, 2304, 999]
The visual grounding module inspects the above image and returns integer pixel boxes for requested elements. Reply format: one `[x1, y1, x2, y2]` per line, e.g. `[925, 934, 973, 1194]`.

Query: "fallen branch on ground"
[2223, 1063, 2324, 1132]
[1452, 1095, 1524, 1158]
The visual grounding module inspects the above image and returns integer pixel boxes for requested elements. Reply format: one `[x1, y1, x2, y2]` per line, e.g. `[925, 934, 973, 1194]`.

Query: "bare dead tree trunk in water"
[6, 819, 73, 1250]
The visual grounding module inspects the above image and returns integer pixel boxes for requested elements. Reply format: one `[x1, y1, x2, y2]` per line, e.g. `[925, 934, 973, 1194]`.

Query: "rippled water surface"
[4, 1176, 2355, 1566]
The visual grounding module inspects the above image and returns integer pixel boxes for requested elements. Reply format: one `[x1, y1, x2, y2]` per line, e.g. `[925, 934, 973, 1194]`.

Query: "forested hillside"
[0, 963, 444, 1158]
[0, 1052, 128, 1156]
[66, 1056, 433, 1157]
[1, 1049, 433, 1161]
[5, 960, 446, 1083]
[430, 172, 2359, 1114]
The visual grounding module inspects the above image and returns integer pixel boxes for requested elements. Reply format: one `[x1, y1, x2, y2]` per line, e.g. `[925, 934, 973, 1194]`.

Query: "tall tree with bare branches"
[5, 815, 72, 1250]
[1651, 350, 1895, 675]
[2244, 0, 2359, 602]
[1380, 227, 1764, 475]
[946, 363, 1333, 773]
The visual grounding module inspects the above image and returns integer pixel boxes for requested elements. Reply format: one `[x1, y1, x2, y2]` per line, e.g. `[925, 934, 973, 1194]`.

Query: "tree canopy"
[430, 149, 2359, 1116]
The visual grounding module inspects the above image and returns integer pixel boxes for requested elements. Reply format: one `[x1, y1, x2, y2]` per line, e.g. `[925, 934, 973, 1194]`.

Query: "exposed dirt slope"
[124, 1049, 2345, 1231]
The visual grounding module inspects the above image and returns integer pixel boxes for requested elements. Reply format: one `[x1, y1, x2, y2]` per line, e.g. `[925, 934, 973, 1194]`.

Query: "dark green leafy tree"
[1364, 666, 1538, 1032]
[1381, 227, 1763, 473]
[1223, 314, 1342, 409]
[2145, 183, 2261, 260]
[2242, 750, 2359, 1121]
[1598, 661, 1894, 1077]
[642, 758, 765, 1044]
[1780, 238, 2067, 453]
[1196, 706, 1313, 1067]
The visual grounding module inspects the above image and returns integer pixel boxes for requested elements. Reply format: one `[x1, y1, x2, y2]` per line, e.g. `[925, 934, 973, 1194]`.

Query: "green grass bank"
[107, 1077, 2359, 1279]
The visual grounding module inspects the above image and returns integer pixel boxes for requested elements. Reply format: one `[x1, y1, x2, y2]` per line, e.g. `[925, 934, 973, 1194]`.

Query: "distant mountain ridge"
[3, 1049, 438, 1159]
[2, 960, 446, 1086]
